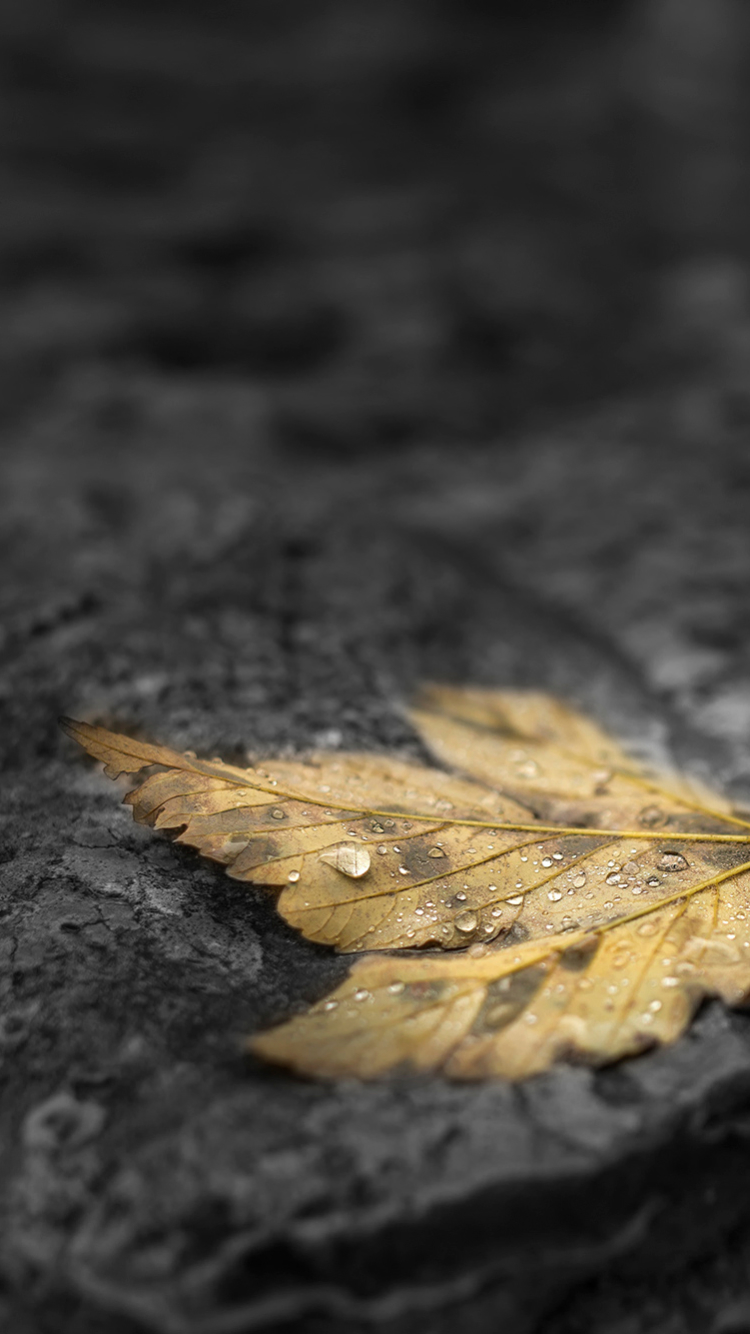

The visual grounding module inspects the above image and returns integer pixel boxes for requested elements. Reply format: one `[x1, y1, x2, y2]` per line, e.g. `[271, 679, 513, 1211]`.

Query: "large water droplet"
[388, 981, 405, 994]
[270, 807, 286, 820]
[657, 851, 688, 873]
[507, 895, 524, 906]
[548, 889, 563, 902]
[572, 872, 587, 889]
[606, 872, 621, 886]
[455, 909, 478, 934]
[287, 870, 300, 883]
[541, 857, 553, 868]
[319, 844, 371, 878]
[428, 846, 446, 858]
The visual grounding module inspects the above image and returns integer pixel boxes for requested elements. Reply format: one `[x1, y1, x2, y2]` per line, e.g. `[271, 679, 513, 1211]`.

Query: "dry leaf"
[61, 687, 750, 1080]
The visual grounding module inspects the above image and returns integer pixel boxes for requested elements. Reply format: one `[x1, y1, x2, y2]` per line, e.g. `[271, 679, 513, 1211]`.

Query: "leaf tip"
[59, 715, 88, 744]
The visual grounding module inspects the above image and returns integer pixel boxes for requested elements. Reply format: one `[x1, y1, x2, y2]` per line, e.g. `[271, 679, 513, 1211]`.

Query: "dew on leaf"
[657, 851, 688, 873]
[319, 844, 371, 878]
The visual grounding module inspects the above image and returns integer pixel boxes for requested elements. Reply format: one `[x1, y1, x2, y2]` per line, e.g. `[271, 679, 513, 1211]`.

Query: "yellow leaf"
[61, 689, 750, 1080]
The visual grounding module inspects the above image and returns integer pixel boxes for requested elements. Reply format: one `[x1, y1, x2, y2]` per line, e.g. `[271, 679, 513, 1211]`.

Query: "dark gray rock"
[3, 4, 750, 1331]
[4, 417, 750, 1334]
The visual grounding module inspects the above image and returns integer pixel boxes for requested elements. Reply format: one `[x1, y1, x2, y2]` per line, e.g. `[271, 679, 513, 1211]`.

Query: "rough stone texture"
[4, 4, 750, 1333]
[5, 420, 750, 1334]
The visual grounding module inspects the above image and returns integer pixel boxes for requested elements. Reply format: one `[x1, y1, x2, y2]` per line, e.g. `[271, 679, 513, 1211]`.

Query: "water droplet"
[354, 989, 371, 1002]
[639, 1012, 654, 1025]
[572, 872, 587, 889]
[388, 981, 405, 994]
[406, 929, 415, 939]
[622, 861, 639, 876]
[469, 943, 488, 958]
[657, 851, 688, 873]
[491, 906, 504, 918]
[415, 907, 424, 915]
[541, 857, 553, 868]
[639, 805, 664, 827]
[323, 1000, 338, 1011]
[398, 866, 410, 876]
[377, 845, 388, 854]
[319, 844, 371, 878]
[428, 847, 446, 858]
[271, 807, 286, 820]
[649, 1000, 662, 1012]
[606, 872, 621, 886]
[455, 909, 478, 934]
[520, 855, 528, 862]
[393, 846, 402, 854]
[631, 885, 643, 895]
[515, 880, 523, 889]
[611, 944, 633, 969]
[287, 870, 300, 883]
[661, 976, 679, 988]
[548, 889, 563, 902]
[517, 760, 539, 778]
[508, 895, 524, 906]
[553, 852, 564, 861]
[646, 876, 661, 888]
[456, 891, 467, 902]
[524, 1011, 538, 1024]
[319, 785, 331, 794]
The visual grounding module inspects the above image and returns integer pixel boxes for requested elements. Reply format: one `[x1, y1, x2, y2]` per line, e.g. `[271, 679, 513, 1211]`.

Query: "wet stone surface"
[3, 2, 750, 1330]
[4, 423, 750, 1334]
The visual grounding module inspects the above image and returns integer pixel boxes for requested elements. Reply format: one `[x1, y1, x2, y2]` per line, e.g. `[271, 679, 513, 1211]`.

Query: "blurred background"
[2, 0, 749, 447]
